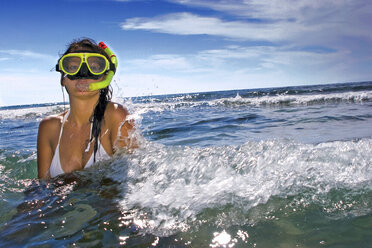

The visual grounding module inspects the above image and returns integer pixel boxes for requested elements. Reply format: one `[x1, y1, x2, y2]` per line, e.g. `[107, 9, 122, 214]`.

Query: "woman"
[37, 38, 136, 179]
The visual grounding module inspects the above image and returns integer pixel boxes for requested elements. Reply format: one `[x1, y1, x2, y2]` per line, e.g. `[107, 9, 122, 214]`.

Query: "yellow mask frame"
[56, 42, 117, 91]
[57, 53, 110, 76]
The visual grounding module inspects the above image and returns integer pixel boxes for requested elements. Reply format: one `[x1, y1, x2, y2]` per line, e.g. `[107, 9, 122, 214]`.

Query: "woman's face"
[61, 48, 106, 95]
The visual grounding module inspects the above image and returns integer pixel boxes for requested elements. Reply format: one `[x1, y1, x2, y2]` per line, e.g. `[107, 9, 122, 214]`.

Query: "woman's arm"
[37, 117, 58, 179]
[108, 103, 138, 152]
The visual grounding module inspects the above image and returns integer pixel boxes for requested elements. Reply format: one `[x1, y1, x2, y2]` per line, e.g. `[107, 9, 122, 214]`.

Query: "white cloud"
[118, 0, 372, 89]
[116, 43, 358, 98]
[0, 49, 55, 60]
[0, 49, 57, 76]
[127, 54, 193, 71]
[121, 0, 372, 46]
[123, 44, 349, 76]
[121, 12, 297, 41]
[169, 0, 371, 24]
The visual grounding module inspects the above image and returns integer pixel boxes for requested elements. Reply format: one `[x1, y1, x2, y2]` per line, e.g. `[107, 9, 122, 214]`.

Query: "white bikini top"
[48, 110, 110, 178]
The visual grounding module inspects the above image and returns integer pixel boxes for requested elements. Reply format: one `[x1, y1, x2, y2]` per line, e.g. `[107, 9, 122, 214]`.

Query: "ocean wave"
[112, 138, 372, 235]
[1, 138, 371, 242]
[214, 91, 372, 107]
[127, 91, 372, 117]
[0, 104, 65, 120]
[1, 87, 371, 120]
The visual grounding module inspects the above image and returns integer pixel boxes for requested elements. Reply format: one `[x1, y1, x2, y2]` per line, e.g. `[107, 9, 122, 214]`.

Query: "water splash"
[113, 138, 372, 235]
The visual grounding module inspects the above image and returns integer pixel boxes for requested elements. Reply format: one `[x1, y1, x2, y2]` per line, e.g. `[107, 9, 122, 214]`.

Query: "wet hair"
[62, 37, 109, 57]
[61, 38, 113, 162]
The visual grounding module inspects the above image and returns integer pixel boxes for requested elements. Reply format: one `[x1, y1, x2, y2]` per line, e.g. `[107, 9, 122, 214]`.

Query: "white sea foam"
[114, 138, 372, 235]
[1, 90, 370, 120]
[123, 90, 372, 119]
[0, 105, 64, 120]
[211, 90, 372, 107]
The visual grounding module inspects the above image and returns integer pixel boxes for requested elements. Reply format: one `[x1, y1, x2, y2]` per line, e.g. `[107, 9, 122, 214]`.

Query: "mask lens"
[87, 56, 107, 74]
[62, 56, 81, 74]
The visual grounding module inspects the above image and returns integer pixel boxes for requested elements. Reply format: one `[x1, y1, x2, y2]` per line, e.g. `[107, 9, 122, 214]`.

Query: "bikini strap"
[57, 110, 70, 145]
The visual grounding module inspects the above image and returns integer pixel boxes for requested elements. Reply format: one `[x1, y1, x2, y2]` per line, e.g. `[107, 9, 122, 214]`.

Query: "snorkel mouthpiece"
[75, 81, 91, 92]
[88, 42, 118, 91]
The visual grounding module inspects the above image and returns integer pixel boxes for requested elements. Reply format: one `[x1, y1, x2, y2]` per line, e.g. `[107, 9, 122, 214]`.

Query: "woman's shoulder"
[38, 112, 66, 133]
[105, 101, 130, 121]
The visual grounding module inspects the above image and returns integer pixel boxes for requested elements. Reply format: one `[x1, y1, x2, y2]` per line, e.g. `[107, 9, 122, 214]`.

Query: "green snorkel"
[88, 42, 118, 91]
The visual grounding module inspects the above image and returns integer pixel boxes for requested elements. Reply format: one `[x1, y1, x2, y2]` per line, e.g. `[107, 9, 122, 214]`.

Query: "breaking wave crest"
[108, 138, 372, 235]
[125, 90, 372, 118]
[1, 84, 371, 120]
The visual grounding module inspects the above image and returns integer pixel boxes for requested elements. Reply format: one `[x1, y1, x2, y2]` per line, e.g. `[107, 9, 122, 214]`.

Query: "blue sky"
[1, 0, 371, 106]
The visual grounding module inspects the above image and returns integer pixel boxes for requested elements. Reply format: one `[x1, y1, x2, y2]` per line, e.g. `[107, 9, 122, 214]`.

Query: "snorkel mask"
[56, 42, 117, 91]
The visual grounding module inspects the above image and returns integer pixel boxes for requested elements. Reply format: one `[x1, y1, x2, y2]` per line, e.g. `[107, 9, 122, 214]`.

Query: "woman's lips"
[75, 80, 90, 92]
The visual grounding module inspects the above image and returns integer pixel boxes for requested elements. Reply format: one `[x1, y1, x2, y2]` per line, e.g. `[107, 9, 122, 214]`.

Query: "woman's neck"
[68, 95, 99, 126]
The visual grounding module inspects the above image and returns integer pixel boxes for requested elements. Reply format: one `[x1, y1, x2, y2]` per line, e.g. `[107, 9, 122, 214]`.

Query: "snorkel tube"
[88, 42, 118, 91]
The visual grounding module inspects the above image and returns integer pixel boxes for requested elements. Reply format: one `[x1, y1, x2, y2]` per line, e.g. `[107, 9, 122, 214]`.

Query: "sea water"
[0, 81, 371, 247]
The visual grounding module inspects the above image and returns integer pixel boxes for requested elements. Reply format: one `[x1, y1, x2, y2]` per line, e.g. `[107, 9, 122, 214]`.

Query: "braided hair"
[60, 38, 113, 161]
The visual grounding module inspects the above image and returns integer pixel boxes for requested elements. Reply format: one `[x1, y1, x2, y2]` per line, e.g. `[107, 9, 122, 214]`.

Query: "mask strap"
[61, 85, 66, 112]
